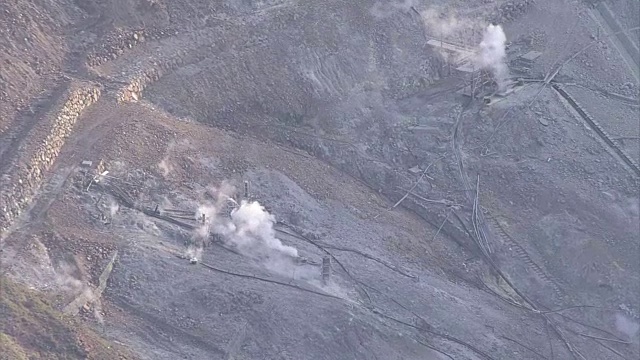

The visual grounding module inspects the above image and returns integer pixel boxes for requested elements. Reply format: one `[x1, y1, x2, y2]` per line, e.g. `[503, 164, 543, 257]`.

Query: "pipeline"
[553, 84, 640, 177]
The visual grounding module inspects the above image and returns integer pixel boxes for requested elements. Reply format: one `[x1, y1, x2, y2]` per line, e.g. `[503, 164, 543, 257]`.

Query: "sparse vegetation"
[0, 276, 132, 359]
[0, 0, 638, 359]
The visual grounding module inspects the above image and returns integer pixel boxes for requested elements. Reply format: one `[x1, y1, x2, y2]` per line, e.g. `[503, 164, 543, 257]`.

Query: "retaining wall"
[1, 86, 101, 236]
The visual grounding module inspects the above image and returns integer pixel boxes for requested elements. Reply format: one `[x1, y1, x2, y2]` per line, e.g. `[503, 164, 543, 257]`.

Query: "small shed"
[519, 51, 542, 64]
[408, 165, 422, 175]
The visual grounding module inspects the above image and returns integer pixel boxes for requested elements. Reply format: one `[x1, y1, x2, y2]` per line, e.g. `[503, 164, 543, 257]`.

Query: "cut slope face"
[1, 0, 639, 359]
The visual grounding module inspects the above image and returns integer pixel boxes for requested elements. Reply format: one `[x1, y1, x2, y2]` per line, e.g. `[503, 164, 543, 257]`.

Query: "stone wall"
[0, 86, 101, 237]
[116, 49, 188, 103]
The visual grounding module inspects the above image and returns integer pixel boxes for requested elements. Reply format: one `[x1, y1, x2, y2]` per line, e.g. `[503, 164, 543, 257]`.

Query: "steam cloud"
[186, 183, 300, 278]
[475, 24, 509, 91]
[184, 184, 235, 262]
[417, 6, 510, 90]
[158, 140, 178, 177]
[221, 200, 303, 278]
[158, 158, 172, 177]
[615, 313, 640, 339]
[55, 262, 103, 323]
[185, 245, 203, 262]
[55, 262, 85, 293]
[226, 201, 298, 258]
[109, 201, 119, 217]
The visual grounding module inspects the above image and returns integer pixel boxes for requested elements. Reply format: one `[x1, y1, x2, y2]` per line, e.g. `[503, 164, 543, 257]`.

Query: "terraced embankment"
[0, 85, 101, 236]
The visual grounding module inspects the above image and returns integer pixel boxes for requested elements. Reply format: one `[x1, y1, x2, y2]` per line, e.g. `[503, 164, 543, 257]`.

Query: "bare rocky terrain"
[1, 0, 639, 359]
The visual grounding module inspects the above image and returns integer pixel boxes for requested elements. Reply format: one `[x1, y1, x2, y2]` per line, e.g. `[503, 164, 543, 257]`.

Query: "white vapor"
[185, 245, 203, 262]
[55, 262, 103, 323]
[158, 158, 172, 177]
[109, 201, 119, 217]
[158, 140, 178, 177]
[55, 262, 84, 293]
[185, 183, 238, 262]
[475, 24, 509, 91]
[227, 201, 298, 258]
[188, 183, 300, 277]
[222, 200, 302, 277]
[615, 313, 640, 339]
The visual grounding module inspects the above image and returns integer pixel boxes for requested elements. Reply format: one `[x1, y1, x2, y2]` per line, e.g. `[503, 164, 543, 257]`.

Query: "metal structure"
[321, 256, 332, 285]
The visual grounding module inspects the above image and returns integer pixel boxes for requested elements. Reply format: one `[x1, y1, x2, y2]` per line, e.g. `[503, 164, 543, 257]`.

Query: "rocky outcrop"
[0, 86, 101, 236]
[87, 27, 177, 67]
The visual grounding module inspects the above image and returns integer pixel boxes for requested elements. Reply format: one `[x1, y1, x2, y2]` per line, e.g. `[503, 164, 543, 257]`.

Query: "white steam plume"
[186, 205, 215, 262]
[195, 204, 217, 237]
[55, 262, 84, 293]
[475, 24, 509, 91]
[222, 200, 300, 277]
[186, 182, 238, 262]
[109, 201, 119, 217]
[56, 262, 102, 323]
[226, 201, 298, 258]
[158, 140, 176, 177]
[158, 158, 172, 177]
[185, 245, 203, 262]
[93, 300, 104, 324]
[615, 313, 640, 339]
[189, 182, 300, 276]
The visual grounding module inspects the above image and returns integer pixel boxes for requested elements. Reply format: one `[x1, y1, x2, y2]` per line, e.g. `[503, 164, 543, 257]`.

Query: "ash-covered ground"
[1, 0, 639, 359]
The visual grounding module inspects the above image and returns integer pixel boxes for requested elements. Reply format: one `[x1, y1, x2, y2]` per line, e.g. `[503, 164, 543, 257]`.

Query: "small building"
[408, 165, 422, 175]
[518, 51, 542, 65]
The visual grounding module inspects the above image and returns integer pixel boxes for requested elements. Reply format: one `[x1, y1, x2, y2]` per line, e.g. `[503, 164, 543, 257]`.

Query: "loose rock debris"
[1, 0, 639, 359]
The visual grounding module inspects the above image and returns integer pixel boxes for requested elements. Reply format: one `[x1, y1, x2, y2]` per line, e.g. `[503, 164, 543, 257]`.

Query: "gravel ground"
[1, 0, 639, 359]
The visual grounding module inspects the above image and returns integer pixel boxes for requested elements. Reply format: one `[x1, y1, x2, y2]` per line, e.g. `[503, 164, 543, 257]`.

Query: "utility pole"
[470, 27, 477, 100]
[321, 256, 332, 285]
[471, 63, 476, 100]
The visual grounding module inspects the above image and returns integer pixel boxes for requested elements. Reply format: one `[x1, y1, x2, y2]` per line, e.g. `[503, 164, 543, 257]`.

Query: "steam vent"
[1, 0, 638, 359]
